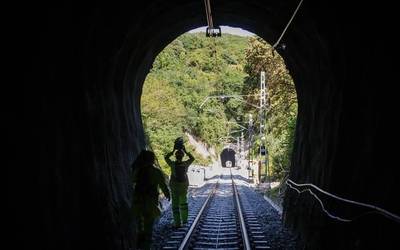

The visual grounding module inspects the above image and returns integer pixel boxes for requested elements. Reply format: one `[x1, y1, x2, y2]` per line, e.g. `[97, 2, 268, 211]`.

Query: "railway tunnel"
[220, 148, 236, 168]
[12, 0, 400, 249]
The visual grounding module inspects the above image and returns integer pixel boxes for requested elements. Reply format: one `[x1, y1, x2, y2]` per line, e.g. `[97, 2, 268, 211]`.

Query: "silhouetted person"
[131, 150, 170, 250]
[165, 138, 195, 227]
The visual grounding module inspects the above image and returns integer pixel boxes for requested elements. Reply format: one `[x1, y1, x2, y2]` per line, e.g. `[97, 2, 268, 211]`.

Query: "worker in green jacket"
[165, 139, 195, 227]
[131, 150, 170, 250]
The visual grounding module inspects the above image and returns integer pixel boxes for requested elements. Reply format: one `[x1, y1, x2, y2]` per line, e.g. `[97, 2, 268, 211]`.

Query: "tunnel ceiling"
[13, 1, 400, 250]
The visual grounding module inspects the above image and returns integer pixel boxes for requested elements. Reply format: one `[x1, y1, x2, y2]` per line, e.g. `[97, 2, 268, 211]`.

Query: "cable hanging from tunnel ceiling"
[203, 0, 220, 68]
[272, 0, 304, 49]
[204, 0, 221, 37]
[204, 0, 213, 29]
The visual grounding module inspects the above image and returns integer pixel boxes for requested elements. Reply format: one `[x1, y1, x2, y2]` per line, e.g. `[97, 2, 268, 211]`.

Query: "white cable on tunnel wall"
[286, 181, 352, 222]
[272, 0, 304, 49]
[286, 179, 400, 223]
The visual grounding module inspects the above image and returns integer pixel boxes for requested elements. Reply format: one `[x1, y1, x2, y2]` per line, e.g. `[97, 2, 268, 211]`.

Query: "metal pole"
[248, 114, 253, 177]
[259, 71, 266, 182]
[237, 137, 240, 153]
[265, 71, 270, 185]
[241, 132, 244, 160]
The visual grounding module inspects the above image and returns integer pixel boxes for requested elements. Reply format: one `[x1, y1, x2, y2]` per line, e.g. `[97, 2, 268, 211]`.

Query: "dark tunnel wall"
[220, 148, 236, 168]
[11, 1, 400, 249]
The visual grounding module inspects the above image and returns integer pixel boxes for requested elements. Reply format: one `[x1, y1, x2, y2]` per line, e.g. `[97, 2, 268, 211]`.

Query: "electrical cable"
[286, 181, 352, 222]
[272, 0, 304, 49]
[286, 179, 400, 223]
[204, 0, 214, 29]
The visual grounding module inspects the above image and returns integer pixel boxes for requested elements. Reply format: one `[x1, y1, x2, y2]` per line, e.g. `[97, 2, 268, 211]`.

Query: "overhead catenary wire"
[272, 0, 304, 49]
[199, 94, 261, 109]
[286, 179, 400, 223]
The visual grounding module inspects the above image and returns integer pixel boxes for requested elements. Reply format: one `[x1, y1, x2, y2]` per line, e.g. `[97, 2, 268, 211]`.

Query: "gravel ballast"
[152, 179, 300, 249]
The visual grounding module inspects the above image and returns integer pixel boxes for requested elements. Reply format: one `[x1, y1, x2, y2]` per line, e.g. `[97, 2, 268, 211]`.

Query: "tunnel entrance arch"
[117, 3, 346, 249]
[30, 1, 400, 250]
[220, 147, 236, 168]
[117, 2, 398, 248]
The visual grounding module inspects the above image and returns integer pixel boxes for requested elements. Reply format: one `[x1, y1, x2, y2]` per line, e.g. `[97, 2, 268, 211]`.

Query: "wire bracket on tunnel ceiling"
[204, 0, 221, 37]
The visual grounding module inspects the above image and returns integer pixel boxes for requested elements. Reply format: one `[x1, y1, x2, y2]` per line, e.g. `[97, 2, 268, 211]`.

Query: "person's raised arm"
[164, 150, 174, 166]
[183, 147, 195, 165]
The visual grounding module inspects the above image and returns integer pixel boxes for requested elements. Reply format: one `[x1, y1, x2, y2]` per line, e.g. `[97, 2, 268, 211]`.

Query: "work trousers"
[132, 198, 160, 250]
[136, 214, 155, 250]
[170, 181, 188, 226]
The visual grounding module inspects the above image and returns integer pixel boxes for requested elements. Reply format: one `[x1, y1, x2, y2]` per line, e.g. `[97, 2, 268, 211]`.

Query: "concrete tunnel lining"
[14, 1, 400, 250]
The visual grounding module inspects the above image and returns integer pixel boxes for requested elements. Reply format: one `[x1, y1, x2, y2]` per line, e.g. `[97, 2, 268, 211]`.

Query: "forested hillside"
[141, 32, 296, 179]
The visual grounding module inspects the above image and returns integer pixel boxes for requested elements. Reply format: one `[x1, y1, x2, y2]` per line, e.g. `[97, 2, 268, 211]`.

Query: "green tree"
[141, 33, 296, 180]
[142, 33, 251, 173]
[243, 36, 297, 180]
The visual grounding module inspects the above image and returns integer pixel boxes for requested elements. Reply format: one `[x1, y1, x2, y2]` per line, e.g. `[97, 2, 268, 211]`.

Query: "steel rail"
[178, 176, 220, 250]
[231, 170, 252, 250]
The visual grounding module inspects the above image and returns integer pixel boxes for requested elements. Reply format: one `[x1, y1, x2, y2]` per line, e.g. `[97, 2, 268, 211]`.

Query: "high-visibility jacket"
[165, 151, 195, 185]
[131, 164, 170, 218]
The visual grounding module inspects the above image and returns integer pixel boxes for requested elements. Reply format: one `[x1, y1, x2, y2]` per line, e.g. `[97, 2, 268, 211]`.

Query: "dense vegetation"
[243, 37, 297, 180]
[141, 32, 297, 179]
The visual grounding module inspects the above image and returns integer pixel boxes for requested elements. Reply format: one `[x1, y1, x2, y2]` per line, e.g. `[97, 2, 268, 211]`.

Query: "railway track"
[163, 171, 270, 249]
